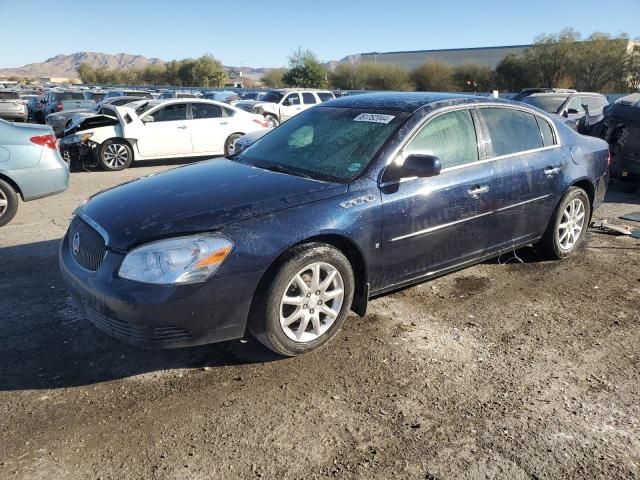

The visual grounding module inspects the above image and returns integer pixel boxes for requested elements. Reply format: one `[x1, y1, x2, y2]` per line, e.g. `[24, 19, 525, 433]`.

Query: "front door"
[380, 108, 496, 287]
[280, 93, 302, 121]
[136, 103, 192, 157]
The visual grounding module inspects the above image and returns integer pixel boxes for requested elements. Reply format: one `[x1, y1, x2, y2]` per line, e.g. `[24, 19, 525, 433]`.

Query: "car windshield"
[237, 106, 408, 183]
[55, 92, 85, 101]
[0, 92, 20, 100]
[261, 91, 285, 103]
[134, 101, 155, 115]
[521, 95, 569, 113]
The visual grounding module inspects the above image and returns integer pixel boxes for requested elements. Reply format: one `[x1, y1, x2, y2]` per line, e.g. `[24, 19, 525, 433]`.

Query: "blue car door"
[476, 107, 565, 246]
[379, 108, 497, 288]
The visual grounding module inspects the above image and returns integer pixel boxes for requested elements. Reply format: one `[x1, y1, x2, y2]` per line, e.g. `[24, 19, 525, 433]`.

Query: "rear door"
[189, 102, 233, 154]
[381, 108, 497, 285]
[476, 106, 564, 246]
[130, 103, 193, 157]
[301, 92, 318, 113]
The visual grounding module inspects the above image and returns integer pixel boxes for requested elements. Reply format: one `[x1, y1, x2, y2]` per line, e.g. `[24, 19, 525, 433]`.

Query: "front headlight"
[118, 234, 233, 285]
[62, 132, 93, 144]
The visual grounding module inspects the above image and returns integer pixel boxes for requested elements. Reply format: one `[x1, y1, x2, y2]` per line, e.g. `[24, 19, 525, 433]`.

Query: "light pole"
[372, 52, 382, 64]
[239, 59, 252, 88]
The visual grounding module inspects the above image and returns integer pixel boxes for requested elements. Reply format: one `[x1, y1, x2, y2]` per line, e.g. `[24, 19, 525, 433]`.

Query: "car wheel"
[541, 187, 591, 259]
[0, 178, 19, 227]
[224, 133, 243, 156]
[265, 114, 279, 128]
[98, 139, 133, 171]
[249, 243, 355, 356]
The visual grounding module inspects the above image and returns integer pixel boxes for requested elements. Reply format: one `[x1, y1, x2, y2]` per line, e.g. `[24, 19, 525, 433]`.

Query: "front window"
[54, 92, 85, 101]
[237, 106, 408, 182]
[521, 95, 569, 114]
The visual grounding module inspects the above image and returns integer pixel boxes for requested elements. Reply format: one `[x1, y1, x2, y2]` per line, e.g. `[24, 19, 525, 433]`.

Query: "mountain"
[0, 52, 165, 79]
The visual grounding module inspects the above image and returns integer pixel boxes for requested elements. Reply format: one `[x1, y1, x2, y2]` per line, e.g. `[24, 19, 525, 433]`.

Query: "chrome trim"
[390, 194, 551, 242]
[75, 210, 110, 246]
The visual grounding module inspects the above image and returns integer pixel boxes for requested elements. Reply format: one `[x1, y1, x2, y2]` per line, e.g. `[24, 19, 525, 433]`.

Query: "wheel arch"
[249, 234, 369, 323]
[0, 173, 23, 200]
[568, 177, 595, 221]
[101, 137, 136, 161]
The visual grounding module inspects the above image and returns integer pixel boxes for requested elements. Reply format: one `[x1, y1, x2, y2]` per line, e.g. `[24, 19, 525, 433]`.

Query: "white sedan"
[59, 99, 269, 171]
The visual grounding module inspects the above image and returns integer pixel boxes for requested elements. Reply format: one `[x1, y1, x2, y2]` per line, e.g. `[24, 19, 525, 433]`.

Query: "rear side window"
[302, 92, 317, 105]
[535, 116, 556, 147]
[0, 92, 20, 100]
[479, 108, 543, 157]
[191, 103, 222, 119]
[404, 109, 479, 169]
[317, 92, 335, 102]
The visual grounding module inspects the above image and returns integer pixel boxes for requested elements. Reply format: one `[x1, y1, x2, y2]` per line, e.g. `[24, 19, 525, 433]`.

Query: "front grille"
[85, 307, 192, 343]
[69, 216, 107, 271]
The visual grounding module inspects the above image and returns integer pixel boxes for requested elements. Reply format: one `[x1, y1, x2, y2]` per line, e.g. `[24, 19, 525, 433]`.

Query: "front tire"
[224, 133, 243, 156]
[541, 187, 591, 259]
[248, 243, 355, 356]
[265, 114, 279, 128]
[0, 178, 19, 227]
[98, 139, 133, 171]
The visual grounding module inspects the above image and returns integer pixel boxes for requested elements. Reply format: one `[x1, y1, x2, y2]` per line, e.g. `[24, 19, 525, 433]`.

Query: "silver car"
[46, 108, 94, 137]
[0, 91, 28, 122]
[0, 119, 70, 226]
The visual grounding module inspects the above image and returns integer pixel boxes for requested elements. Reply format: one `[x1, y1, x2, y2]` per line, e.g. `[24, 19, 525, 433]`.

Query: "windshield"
[134, 101, 155, 115]
[237, 106, 408, 182]
[261, 91, 285, 103]
[521, 95, 569, 113]
[55, 92, 86, 101]
[0, 92, 20, 100]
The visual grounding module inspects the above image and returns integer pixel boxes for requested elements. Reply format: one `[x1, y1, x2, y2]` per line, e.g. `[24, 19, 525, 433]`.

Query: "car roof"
[528, 91, 604, 98]
[321, 92, 505, 113]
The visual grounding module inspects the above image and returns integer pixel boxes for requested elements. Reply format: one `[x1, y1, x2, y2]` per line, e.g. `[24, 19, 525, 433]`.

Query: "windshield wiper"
[257, 163, 313, 179]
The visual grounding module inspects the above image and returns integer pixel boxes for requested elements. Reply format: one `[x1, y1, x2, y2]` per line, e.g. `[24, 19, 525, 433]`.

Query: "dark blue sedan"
[59, 93, 609, 356]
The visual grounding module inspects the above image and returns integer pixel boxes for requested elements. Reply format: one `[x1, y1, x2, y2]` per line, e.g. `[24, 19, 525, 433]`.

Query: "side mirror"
[142, 115, 155, 123]
[566, 108, 580, 115]
[282, 98, 292, 106]
[402, 154, 442, 178]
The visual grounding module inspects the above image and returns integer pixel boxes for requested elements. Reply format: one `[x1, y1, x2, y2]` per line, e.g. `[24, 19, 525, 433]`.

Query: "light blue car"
[0, 119, 70, 226]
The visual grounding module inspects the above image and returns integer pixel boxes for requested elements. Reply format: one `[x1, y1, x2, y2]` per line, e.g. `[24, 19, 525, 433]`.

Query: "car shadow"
[0, 238, 280, 392]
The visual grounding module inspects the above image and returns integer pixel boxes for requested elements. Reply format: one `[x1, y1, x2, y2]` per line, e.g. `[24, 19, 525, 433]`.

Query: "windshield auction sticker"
[353, 113, 396, 124]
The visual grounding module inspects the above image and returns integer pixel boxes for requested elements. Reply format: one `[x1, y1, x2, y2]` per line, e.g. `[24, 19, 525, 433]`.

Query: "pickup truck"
[41, 91, 95, 117]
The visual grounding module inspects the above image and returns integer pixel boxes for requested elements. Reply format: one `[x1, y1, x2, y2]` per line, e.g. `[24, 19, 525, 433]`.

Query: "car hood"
[80, 158, 348, 250]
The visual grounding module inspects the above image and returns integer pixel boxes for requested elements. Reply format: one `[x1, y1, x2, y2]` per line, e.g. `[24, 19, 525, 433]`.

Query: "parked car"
[157, 91, 198, 99]
[0, 119, 69, 226]
[103, 90, 153, 100]
[0, 91, 28, 122]
[591, 93, 640, 179]
[511, 88, 577, 102]
[241, 91, 268, 101]
[519, 92, 608, 125]
[248, 89, 335, 127]
[25, 95, 44, 122]
[83, 90, 107, 104]
[46, 107, 98, 137]
[93, 95, 151, 112]
[41, 91, 95, 117]
[59, 93, 608, 356]
[202, 91, 241, 103]
[59, 99, 269, 170]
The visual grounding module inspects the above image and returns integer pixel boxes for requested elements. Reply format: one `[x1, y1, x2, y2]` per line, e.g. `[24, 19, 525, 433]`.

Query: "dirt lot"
[1, 161, 639, 480]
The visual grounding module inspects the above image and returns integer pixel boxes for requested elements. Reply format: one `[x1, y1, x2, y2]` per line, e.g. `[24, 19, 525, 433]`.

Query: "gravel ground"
[1, 161, 639, 480]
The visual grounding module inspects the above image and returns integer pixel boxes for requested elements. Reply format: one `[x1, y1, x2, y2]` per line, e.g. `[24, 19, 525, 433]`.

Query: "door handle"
[219, 122, 228, 125]
[544, 166, 561, 176]
[467, 185, 490, 197]
[177, 125, 188, 129]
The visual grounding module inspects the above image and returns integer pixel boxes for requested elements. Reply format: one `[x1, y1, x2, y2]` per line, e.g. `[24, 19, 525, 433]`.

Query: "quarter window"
[302, 92, 317, 105]
[403, 109, 479, 169]
[582, 96, 603, 111]
[535, 116, 556, 147]
[479, 108, 543, 157]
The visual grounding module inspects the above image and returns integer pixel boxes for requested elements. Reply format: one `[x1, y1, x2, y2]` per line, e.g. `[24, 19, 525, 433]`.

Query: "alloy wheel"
[279, 262, 344, 343]
[0, 188, 7, 218]
[103, 144, 129, 168]
[558, 198, 585, 250]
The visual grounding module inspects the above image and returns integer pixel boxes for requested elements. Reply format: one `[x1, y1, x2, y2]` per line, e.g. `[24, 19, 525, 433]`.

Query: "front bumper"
[60, 140, 97, 168]
[59, 226, 258, 349]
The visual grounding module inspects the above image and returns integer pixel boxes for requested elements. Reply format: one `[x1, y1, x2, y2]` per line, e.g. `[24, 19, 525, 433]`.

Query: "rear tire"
[0, 179, 19, 227]
[224, 133, 243, 156]
[541, 187, 591, 259]
[98, 139, 133, 171]
[248, 243, 354, 357]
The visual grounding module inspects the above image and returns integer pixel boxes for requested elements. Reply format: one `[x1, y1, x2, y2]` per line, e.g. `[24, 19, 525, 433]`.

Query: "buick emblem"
[72, 232, 81, 256]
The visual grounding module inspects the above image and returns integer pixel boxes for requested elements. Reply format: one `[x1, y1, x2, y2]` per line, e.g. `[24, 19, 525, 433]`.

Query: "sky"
[1, 0, 639, 69]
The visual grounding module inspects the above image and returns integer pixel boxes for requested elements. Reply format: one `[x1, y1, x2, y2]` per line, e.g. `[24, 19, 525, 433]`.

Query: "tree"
[452, 63, 495, 91]
[357, 63, 412, 91]
[282, 48, 327, 88]
[261, 68, 286, 88]
[526, 29, 580, 88]
[330, 62, 361, 90]
[572, 33, 629, 91]
[77, 63, 96, 84]
[411, 62, 454, 92]
[495, 54, 537, 92]
[192, 55, 226, 87]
